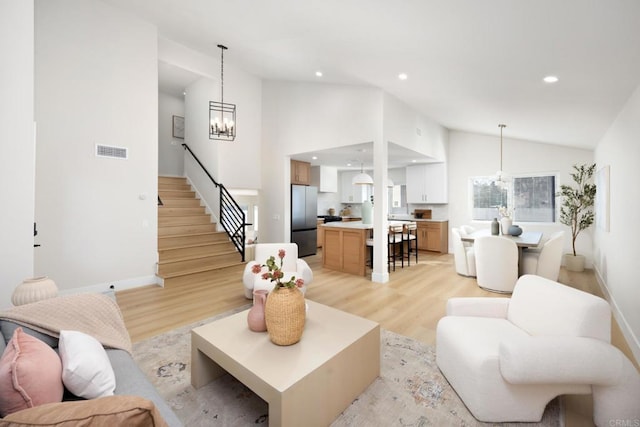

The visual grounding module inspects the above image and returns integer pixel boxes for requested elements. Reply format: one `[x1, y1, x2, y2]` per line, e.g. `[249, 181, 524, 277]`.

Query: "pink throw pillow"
[0, 327, 64, 416]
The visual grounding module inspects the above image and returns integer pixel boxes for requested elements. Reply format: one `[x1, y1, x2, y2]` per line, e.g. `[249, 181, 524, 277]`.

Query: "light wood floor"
[116, 249, 637, 427]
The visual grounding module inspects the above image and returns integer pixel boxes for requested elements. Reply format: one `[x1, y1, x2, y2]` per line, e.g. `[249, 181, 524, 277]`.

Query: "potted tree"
[557, 163, 596, 272]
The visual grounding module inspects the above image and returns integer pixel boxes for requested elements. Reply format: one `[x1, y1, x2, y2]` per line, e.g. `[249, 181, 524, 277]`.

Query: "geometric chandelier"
[209, 44, 236, 141]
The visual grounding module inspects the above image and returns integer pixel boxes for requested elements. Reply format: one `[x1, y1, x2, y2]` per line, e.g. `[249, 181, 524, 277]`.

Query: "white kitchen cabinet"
[406, 163, 447, 204]
[310, 166, 338, 192]
[340, 171, 367, 203]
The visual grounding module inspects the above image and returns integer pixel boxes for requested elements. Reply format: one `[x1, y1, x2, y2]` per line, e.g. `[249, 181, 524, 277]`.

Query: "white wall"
[184, 77, 220, 221]
[158, 91, 185, 176]
[261, 81, 383, 243]
[383, 92, 448, 161]
[0, 0, 35, 308]
[594, 84, 640, 362]
[448, 130, 594, 262]
[159, 37, 262, 190]
[34, 0, 159, 292]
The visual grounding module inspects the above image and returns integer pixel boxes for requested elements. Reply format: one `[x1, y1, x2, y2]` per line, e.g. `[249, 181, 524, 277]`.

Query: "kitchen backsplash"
[317, 186, 449, 219]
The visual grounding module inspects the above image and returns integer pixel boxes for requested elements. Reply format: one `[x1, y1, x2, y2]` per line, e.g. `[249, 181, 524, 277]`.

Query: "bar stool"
[365, 230, 374, 268]
[403, 222, 418, 266]
[388, 224, 404, 271]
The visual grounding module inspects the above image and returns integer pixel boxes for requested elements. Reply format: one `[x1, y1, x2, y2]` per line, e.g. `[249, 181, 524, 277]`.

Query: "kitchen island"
[321, 220, 411, 276]
[321, 219, 449, 276]
[321, 221, 372, 276]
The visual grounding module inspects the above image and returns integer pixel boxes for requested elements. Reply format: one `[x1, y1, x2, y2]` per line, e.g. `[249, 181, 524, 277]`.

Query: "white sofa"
[242, 243, 313, 299]
[436, 274, 640, 426]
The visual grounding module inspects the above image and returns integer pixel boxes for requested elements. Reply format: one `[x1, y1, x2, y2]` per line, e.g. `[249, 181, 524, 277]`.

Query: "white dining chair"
[459, 225, 476, 236]
[451, 228, 476, 277]
[474, 236, 518, 293]
[520, 231, 565, 280]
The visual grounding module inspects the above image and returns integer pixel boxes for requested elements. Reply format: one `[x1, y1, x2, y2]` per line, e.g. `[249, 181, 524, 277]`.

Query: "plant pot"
[563, 254, 585, 272]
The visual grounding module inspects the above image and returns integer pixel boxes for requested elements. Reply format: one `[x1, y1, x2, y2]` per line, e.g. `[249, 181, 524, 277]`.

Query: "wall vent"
[96, 144, 128, 159]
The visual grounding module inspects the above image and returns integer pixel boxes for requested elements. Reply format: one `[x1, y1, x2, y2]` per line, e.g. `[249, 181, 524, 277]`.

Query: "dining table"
[460, 229, 543, 274]
[460, 229, 543, 249]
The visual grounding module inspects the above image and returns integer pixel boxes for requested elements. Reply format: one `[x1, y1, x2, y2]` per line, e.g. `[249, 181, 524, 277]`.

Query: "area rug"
[132, 306, 561, 427]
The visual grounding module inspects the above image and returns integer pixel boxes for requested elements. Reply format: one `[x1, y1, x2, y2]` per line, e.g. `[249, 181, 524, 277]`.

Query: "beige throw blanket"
[0, 293, 132, 353]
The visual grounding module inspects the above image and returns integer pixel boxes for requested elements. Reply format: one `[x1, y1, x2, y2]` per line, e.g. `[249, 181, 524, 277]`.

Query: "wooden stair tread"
[156, 175, 243, 285]
[158, 260, 244, 279]
[159, 243, 238, 264]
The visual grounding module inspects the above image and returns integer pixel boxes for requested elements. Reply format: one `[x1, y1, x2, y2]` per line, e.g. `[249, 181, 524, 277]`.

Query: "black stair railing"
[181, 143, 247, 262]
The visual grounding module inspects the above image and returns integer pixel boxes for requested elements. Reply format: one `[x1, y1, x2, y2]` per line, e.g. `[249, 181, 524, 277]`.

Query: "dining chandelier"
[495, 123, 509, 184]
[209, 44, 236, 141]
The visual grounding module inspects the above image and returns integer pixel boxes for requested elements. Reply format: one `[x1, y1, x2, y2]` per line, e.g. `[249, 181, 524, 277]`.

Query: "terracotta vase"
[264, 287, 306, 346]
[247, 290, 268, 332]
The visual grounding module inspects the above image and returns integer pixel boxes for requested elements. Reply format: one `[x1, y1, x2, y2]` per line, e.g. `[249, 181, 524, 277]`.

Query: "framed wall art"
[172, 115, 184, 139]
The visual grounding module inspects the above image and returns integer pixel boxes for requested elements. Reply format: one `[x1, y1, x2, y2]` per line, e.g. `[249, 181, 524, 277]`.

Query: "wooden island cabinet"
[321, 223, 369, 276]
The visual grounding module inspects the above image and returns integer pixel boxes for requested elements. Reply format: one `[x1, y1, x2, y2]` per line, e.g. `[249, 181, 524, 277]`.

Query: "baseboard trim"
[58, 275, 162, 296]
[593, 265, 640, 366]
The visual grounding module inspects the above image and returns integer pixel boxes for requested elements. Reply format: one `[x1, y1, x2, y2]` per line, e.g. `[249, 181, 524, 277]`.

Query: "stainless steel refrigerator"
[291, 184, 317, 257]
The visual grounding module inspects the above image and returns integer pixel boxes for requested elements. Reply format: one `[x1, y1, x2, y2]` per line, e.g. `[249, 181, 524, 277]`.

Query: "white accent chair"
[242, 243, 313, 299]
[451, 228, 476, 277]
[474, 235, 518, 293]
[436, 275, 640, 425]
[520, 231, 565, 280]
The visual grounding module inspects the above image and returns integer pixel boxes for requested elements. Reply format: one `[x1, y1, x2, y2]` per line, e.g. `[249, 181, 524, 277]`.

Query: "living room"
[2, 0, 640, 425]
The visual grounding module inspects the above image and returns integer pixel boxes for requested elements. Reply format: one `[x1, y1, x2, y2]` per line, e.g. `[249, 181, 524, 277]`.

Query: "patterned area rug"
[132, 306, 561, 427]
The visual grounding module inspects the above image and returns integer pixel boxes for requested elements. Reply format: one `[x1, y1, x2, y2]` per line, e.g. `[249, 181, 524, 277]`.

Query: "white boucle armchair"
[436, 274, 640, 426]
[242, 243, 313, 299]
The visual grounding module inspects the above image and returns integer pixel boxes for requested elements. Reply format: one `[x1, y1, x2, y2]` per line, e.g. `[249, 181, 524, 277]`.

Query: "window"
[512, 175, 556, 222]
[470, 174, 556, 222]
[470, 177, 508, 221]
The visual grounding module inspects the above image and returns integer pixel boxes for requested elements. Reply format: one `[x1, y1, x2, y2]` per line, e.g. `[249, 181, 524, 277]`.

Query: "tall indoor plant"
[557, 163, 596, 272]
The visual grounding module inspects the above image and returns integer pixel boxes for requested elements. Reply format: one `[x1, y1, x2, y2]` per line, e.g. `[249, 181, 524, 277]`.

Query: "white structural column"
[371, 138, 390, 283]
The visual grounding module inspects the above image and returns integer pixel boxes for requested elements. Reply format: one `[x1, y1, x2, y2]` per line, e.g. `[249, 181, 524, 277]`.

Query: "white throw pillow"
[59, 330, 116, 399]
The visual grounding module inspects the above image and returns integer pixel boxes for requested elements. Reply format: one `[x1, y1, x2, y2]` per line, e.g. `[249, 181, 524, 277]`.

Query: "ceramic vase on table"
[247, 289, 268, 332]
[264, 287, 306, 346]
[11, 276, 58, 306]
[500, 217, 513, 235]
[491, 218, 500, 235]
[508, 224, 523, 236]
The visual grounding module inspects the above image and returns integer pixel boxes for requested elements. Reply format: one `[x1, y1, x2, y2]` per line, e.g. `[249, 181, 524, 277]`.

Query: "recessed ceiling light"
[543, 75, 559, 83]
[315, 71, 323, 77]
[311, 156, 318, 160]
[411, 159, 417, 163]
[398, 73, 408, 81]
[346, 162, 352, 167]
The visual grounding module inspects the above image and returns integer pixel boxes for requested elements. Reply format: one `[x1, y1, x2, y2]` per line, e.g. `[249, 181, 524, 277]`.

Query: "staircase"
[157, 176, 244, 287]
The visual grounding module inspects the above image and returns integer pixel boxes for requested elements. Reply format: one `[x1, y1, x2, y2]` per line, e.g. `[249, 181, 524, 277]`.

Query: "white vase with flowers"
[498, 206, 513, 235]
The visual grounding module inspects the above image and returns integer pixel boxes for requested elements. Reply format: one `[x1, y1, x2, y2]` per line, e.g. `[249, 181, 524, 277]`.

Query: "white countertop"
[321, 220, 408, 229]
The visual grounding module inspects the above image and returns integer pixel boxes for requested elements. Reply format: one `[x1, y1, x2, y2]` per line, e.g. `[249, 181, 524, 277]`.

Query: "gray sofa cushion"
[107, 349, 182, 427]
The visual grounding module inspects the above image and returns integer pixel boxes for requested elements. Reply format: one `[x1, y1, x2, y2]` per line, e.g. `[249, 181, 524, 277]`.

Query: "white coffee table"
[191, 300, 380, 426]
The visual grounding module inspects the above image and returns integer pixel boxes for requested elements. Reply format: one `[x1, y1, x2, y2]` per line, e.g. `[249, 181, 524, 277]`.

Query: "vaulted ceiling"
[104, 0, 640, 150]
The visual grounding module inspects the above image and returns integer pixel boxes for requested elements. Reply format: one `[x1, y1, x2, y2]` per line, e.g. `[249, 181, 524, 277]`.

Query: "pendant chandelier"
[352, 162, 373, 185]
[495, 123, 509, 184]
[209, 44, 236, 141]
